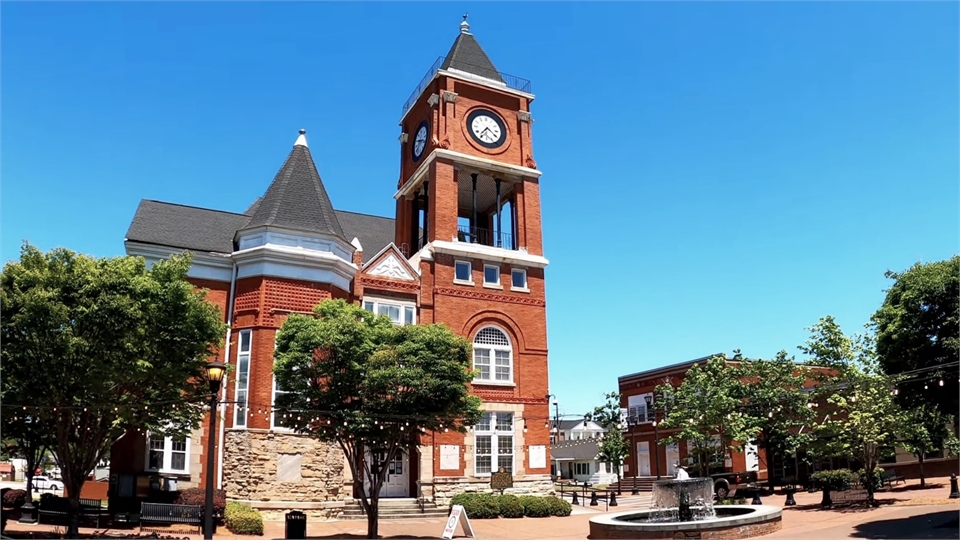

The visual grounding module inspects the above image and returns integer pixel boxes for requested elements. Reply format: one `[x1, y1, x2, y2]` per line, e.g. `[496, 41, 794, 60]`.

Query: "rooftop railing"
[401, 56, 532, 117]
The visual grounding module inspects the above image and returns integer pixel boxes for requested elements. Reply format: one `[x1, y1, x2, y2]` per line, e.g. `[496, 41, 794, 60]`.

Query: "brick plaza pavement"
[4, 476, 959, 539]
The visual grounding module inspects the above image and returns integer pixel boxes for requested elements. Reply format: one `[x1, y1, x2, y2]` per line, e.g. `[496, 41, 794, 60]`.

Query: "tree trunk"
[865, 465, 876, 506]
[918, 454, 926, 488]
[24, 471, 34, 502]
[366, 492, 379, 539]
[64, 474, 85, 537]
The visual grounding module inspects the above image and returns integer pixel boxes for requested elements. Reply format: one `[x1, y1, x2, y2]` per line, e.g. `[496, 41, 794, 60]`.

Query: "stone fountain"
[589, 478, 782, 539]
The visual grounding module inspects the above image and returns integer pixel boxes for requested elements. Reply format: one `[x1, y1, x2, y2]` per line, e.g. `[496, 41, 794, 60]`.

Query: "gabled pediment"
[362, 243, 419, 282]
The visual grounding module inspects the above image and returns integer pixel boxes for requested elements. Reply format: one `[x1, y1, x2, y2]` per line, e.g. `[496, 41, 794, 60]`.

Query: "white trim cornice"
[231, 244, 358, 293]
[124, 241, 233, 282]
[429, 240, 549, 269]
[394, 148, 542, 201]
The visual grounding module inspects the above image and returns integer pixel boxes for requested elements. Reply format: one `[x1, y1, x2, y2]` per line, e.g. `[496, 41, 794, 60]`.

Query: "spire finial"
[294, 129, 308, 148]
[460, 13, 470, 34]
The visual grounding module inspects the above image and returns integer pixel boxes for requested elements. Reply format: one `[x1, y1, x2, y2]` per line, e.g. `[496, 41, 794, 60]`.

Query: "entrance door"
[665, 444, 680, 476]
[364, 449, 410, 498]
[636, 441, 651, 476]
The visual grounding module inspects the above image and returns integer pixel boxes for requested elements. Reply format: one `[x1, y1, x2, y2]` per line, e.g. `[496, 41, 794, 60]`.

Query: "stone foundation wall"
[430, 475, 555, 507]
[223, 429, 348, 505]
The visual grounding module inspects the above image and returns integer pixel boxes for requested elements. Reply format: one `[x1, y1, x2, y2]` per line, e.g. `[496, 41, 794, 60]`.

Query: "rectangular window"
[511, 269, 527, 290]
[455, 260, 472, 282]
[234, 330, 252, 427]
[474, 349, 491, 380]
[145, 433, 190, 474]
[484, 264, 500, 286]
[474, 412, 514, 476]
[575, 462, 591, 476]
[361, 298, 417, 326]
[627, 393, 654, 424]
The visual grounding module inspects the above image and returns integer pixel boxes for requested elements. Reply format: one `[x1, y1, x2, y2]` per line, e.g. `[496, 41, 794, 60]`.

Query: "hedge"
[2, 489, 26, 509]
[225, 502, 264, 535]
[811, 469, 856, 491]
[449, 493, 499, 519]
[497, 494, 524, 518]
[544, 496, 572, 517]
[518, 495, 551, 517]
[175, 488, 227, 519]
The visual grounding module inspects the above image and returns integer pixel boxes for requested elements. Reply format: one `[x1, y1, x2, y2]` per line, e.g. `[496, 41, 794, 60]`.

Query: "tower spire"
[460, 13, 470, 34]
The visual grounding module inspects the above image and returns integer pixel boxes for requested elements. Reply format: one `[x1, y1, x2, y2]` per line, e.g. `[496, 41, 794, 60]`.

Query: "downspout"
[217, 260, 239, 489]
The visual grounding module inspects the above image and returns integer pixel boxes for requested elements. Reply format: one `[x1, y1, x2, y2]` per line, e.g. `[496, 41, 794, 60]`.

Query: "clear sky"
[3, 3, 957, 418]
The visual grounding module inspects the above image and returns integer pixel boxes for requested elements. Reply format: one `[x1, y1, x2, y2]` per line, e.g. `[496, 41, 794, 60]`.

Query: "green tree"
[0, 408, 54, 501]
[655, 355, 754, 478]
[801, 318, 903, 504]
[730, 351, 816, 487]
[589, 393, 629, 490]
[273, 299, 482, 539]
[0, 244, 225, 536]
[899, 404, 959, 488]
[872, 257, 960, 423]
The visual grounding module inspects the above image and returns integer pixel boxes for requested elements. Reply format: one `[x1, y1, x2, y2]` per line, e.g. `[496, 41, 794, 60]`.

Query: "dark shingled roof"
[551, 439, 600, 461]
[125, 200, 250, 253]
[440, 30, 504, 83]
[335, 210, 397, 264]
[125, 200, 398, 263]
[241, 140, 346, 241]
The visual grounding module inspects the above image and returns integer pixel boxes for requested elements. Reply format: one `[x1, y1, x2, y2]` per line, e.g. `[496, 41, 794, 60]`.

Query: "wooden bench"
[139, 502, 202, 534]
[38, 497, 102, 527]
[831, 488, 869, 505]
[881, 470, 906, 487]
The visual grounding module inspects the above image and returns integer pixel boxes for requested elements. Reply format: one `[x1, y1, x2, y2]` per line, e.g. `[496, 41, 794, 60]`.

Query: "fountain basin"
[588, 505, 782, 539]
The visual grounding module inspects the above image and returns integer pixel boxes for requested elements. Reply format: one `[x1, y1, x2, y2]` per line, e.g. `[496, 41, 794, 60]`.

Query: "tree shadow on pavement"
[783, 498, 906, 514]
[851, 510, 960, 539]
[270, 536, 440, 540]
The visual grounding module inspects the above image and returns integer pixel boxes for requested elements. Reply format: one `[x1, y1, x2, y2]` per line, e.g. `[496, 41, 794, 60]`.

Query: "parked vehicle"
[32, 476, 63, 491]
[709, 470, 758, 499]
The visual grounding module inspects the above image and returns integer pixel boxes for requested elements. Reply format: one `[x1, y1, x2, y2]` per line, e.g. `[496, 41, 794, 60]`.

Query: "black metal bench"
[881, 470, 906, 487]
[38, 497, 102, 527]
[139, 502, 202, 533]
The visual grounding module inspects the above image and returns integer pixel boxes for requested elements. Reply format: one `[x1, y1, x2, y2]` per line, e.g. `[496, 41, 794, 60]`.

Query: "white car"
[33, 476, 63, 491]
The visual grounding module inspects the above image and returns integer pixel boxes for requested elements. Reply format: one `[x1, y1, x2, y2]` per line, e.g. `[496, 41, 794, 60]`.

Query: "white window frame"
[473, 411, 514, 477]
[361, 296, 417, 326]
[472, 326, 513, 385]
[144, 432, 190, 474]
[234, 330, 252, 427]
[271, 335, 295, 431]
[627, 393, 655, 424]
[454, 260, 473, 285]
[510, 268, 528, 292]
[483, 264, 501, 287]
[574, 462, 591, 476]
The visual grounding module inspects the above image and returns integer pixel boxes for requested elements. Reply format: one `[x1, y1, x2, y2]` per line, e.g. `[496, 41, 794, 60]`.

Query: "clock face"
[412, 120, 429, 161]
[467, 109, 506, 149]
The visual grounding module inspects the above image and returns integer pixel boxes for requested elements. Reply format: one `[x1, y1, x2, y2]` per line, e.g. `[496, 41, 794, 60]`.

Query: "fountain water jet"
[648, 478, 716, 522]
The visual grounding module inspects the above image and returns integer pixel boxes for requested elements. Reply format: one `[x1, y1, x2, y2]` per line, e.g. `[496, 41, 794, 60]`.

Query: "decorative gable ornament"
[368, 254, 415, 281]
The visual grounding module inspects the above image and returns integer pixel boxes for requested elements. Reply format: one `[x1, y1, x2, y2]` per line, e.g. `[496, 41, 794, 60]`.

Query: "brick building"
[111, 18, 553, 517]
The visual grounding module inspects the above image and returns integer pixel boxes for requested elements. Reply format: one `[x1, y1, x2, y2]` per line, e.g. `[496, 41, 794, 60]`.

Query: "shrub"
[716, 497, 747, 505]
[811, 469, 855, 491]
[225, 502, 264, 535]
[175, 487, 227, 519]
[856, 468, 885, 491]
[518, 495, 551, 518]
[497, 494, 524, 518]
[544, 496, 571, 517]
[2, 489, 25, 509]
[449, 493, 499, 519]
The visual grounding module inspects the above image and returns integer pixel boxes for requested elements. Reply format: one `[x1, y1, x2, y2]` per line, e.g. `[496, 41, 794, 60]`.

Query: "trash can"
[285, 510, 306, 539]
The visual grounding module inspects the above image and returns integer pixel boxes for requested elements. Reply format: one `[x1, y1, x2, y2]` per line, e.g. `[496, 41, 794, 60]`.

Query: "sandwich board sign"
[441, 504, 475, 539]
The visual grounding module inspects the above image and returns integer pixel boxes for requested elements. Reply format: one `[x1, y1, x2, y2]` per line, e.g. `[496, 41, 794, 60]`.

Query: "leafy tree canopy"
[589, 393, 629, 483]
[273, 299, 482, 539]
[899, 404, 959, 487]
[0, 243, 225, 535]
[872, 256, 960, 417]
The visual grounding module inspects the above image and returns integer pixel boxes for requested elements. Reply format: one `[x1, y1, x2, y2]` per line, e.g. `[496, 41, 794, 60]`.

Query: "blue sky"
[3, 3, 957, 417]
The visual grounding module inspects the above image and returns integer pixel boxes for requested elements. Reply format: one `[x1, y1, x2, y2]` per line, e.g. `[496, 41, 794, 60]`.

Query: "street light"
[643, 395, 661, 480]
[203, 361, 226, 540]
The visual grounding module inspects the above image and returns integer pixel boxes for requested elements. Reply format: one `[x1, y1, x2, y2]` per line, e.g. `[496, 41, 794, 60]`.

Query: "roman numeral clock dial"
[466, 109, 507, 149]
[412, 120, 429, 162]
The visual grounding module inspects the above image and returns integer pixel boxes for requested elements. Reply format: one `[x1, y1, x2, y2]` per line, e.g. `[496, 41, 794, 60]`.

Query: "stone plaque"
[277, 453, 303, 482]
[490, 469, 513, 494]
[529, 445, 546, 469]
[440, 445, 460, 470]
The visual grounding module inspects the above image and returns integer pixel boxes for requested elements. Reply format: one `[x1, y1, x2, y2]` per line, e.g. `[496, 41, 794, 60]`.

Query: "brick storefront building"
[110, 18, 553, 517]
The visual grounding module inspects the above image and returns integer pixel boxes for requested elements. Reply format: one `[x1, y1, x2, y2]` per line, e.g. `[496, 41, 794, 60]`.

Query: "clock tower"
[395, 17, 553, 502]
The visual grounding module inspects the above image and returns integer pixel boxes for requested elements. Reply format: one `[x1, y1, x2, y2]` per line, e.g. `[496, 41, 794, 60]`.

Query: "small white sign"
[440, 445, 460, 470]
[529, 445, 546, 469]
[442, 504, 475, 539]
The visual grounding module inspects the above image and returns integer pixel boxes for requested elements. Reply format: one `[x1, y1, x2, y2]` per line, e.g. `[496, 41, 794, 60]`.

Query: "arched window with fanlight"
[473, 326, 512, 384]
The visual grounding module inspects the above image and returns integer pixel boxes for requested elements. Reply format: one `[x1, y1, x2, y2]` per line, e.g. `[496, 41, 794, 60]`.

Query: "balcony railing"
[457, 225, 514, 250]
[401, 56, 533, 117]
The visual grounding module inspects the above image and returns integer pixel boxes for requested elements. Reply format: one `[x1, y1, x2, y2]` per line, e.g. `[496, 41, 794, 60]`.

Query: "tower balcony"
[457, 225, 514, 250]
[401, 56, 533, 118]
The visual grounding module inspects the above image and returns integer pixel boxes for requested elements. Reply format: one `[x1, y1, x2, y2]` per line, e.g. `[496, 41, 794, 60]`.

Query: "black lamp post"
[203, 361, 226, 540]
[643, 395, 661, 480]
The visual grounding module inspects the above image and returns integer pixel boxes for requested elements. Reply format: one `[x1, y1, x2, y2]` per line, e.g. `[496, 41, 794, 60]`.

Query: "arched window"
[473, 326, 512, 383]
